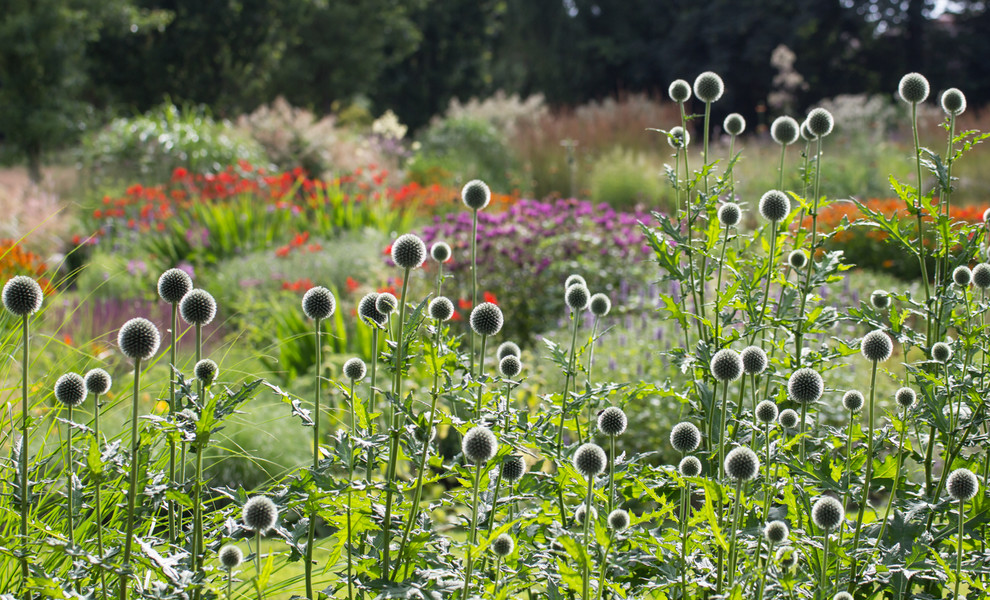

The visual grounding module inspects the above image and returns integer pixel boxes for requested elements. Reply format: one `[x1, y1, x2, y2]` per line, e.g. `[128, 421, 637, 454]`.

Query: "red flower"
[275, 245, 291, 258]
[171, 167, 189, 181]
[346, 276, 360, 293]
[458, 298, 473, 310]
[483, 291, 499, 305]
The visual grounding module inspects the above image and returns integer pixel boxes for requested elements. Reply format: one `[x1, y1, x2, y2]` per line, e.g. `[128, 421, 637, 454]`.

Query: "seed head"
[788, 250, 807, 269]
[302, 286, 336, 320]
[895, 387, 916, 409]
[219, 544, 243, 570]
[491, 533, 514, 557]
[608, 508, 630, 532]
[718, 202, 741, 227]
[953, 266, 972, 287]
[710, 348, 743, 382]
[597, 406, 627, 437]
[806, 108, 834, 137]
[947, 468, 979, 502]
[842, 390, 865, 413]
[428, 296, 454, 322]
[376, 292, 398, 316]
[497, 341, 521, 360]
[118, 318, 161, 360]
[972, 264, 990, 289]
[693, 71, 724, 103]
[861, 330, 893, 362]
[3, 275, 43, 316]
[589, 293, 611, 317]
[462, 179, 491, 211]
[723, 113, 746, 136]
[242, 496, 278, 532]
[811, 496, 844, 531]
[565, 284, 591, 312]
[898, 72, 930, 104]
[755, 400, 778, 424]
[470, 302, 503, 336]
[180, 289, 217, 326]
[498, 355, 522, 379]
[194, 359, 218, 386]
[679, 455, 702, 477]
[931, 342, 952, 363]
[776, 545, 798, 569]
[724, 446, 760, 481]
[870, 289, 890, 309]
[574, 504, 598, 525]
[759, 190, 791, 222]
[800, 120, 817, 142]
[668, 79, 691, 103]
[668, 126, 690, 149]
[788, 368, 824, 404]
[391, 233, 427, 270]
[741, 346, 768, 375]
[54, 373, 86, 407]
[573, 442, 607, 477]
[462, 426, 498, 463]
[358, 292, 387, 327]
[833, 593, 853, 600]
[343, 357, 367, 381]
[770, 116, 800, 145]
[157, 268, 193, 304]
[501, 455, 527, 482]
[430, 241, 452, 263]
[564, 274, 587, 289]
[85, 368, 112, 396]
[941, 88, 966, 116]
[778, 408, 799, 430]
[670, 422, 701, 453]
[764, 520, 789, 544]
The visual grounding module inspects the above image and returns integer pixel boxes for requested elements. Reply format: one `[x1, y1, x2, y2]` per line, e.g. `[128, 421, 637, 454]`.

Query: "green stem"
[19, 315, 30, 594]
[821, 530, 831, 600]
[910, 102, 933, 342]
[875, 404, 909, 551]
[718, 382, 729, 480]
[470, 209, 479, 376]
[714, 222, 730, 343]
[66, 405, 74, 546]
[305, 317, 322, 600]
[586, 316, 600, 388]
[556, 310, 582, 456]
[367, 328, 379, 484]
[93, 392, 108, 599]
[347, 379, 355, 600]
[582, 475, 594, 600]
[954, 498, 965, 600]
[168, 302, 178, 546]
[119, 357, 143, 600]
[475, 334, 488, 419]
[193, 440, 204, 576]
[680, 479, 690, 600]
[226, 568, 232, 600]
[752, 222, 777, 346]
[594, 535, 613, 600]
[726, 479, 744, 589]
[838, 410, 856, 551]
[848, 360, 878, 587]
[777, 140, 787, 193]
[461, 463, 484, 600]
[608, 436, 616, 515]
[255, 530, 264, 600]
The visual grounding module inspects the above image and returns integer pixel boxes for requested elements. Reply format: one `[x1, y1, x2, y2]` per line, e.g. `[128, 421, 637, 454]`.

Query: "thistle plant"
[469, 300, 504, 419]
[84, 367, 112, 599]
[839, 389, 864, 548]
[723, 113, 746, 197]
[430, 240, 452, 297]
[463, 179, 492, 375]
[693, 71, 724, 196]
[710, 348, 743, 476]
[242, 495, 278, 600]
[758, 520, 789, 600]
[53, 372, 85, 546]
[460, 425, 498, 600]
[723, 446, 759, 590]
[715, 203, 741, 342]
[586, 292, 611, 386]
[558, 281, 589, 447]
[787, 367, 824, 462]
[573, 442, 607, 600]
[770, 115, 799, 191]
[754, 190, 791, 343]
[671, 422, 701, 598]
[342, 357, 365, 597]
[875, 387, 916, 548]
[597, 406, 626, 513]
[219, 545, 243, 600]
[947, 468, 979, 599]
[812, 496, 844, 599]
[667, 78, 692, 218]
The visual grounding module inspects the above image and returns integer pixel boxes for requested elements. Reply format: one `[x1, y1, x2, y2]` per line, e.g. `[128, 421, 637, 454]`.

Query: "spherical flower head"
[343, 357, 367, 381]
[670, 422, 701, 453]
[498, 355, 522, 379]
[565, 283, 591, 312]
[953, 265, 972, 287]
[941, 88, 966, 116]
[898, 72, 930, 104]
[157, 268, 193, 304]
[931, 341, 952, 363]
[564, 274, 587, 289]
[764, 520, 789, 544]
[597, 406, 627, 437]
[376, 292, 398, 316]
[574, 504, 598, 525]
[861, 330, 893, 362]
[800, 120, 818, 142]
[118, 317, 161, 361]
[693, 71, 724, 103]
[180, 289, 217, 326]
[972, 264, 990, 289]
[770, 116, 800, 145]
[778, 408, 799, 430]
[759, 190, 791, 222]
[985, 208, 990, 224]
[710, 348, 743, 382]
[608, 508, 630, 532]
[724, 446, 760, 481]
[806, 108, 834, 138]
[428, 296, 454, 322]
[717, 203, 741, 227]
[430, 241, 452, 263]
[870, 289, 890, 309]
[894, 387, 916, 409]
[391, 233, 427, 270]
[85, 368, 112, 396]
[589, 293, 611, 317]
[497, 341, 521, 361]
[668, 79, 691, 103]
[678, 455, 702, 477]
[788, 250, 807, 269]
[788, 368, 824, 404]
[358, 292, 387, 327]
[54, 372, 86, 407]
[501, 455, 527, 482]
[470, 302, 503, 337]
[219, 544, 243, 570]
[462, 426, 498, 463]
[491, 533, 514, 557]
[573, 442, 607, 478]
[833, 593, 853, 600]
[776, 546, 798, 569]
[723, 113, 746, 137]
[195, 359, 219, 386]
[842, 390, 865, 413]
[668, 126, 690, 149]
[755, 400, 778, 424]
[462, 179, 491, 211]
[947, 468, 979, 501]
[242, 496, 278, 532]
[3, 275, 43, 317]
[741, 346, 768, 375]
[302, 286, 336, 320]
[811, 496, 844, 531]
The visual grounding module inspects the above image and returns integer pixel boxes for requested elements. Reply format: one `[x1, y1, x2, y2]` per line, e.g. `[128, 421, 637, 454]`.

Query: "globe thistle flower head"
[157, 268, 193, 304]
[984, 207, 990, 224]
[242, 496, 278, 532]
[861, 330, 893, 362]
[842, 390, 865, 413]
[788, 250, 807, 269]
[931, 341, 952, 363]
[693, 71, 724, 103]
[710, 348, 743, 382]
[462, 179, 491, 211]
[219, 545, 243, 570]
[764, 520, 789, 544]
[608, 508, 630, 532]
[895, 387, 916, 409]
[501, 455, 527, 482]
[770, 116, 800, 145]
[470, 302, 503, 336]
[833, 593, 853, 600]
[573, 442, 607, 477]
[462, 426, 498, 463]
[343, 357, 367, 381]
[800, 120, 817, 142]
[376, 292, 398, 316]
[491, 533, 514, 557]
[811, 496, 844, 531]
[870, 289, 890, 309]
[972, 264, 990, 289]
[85, 368, 112, 396]
[358, 292, 386, 327]
[3, 275, 43, 317]
[391, 233, 427, 270]
[717, 202, 741, 227]
[574, 503, 598, 525]
[755, 400, 778, 424]
[194, 359, 219, 386]
[806, 108, 834, 138]
[54, 373, 86, 407]
[741, 346, 768, 375]
[302, 286, 336, 320]
[759, 190, 791, 222]
[670, 422, 701, 453]
[724, 446, 760, 481]
[668, 79, 691, 103]
[947, 468, 979, 501]
[723, 113, 746, 136]
[589, 293, 611, 317]
[565, 284, 591, 312]
[597, 406, 627, 436]
[941, 88, 967, 116]
[180, 289, 217, 326]
[497, 341, 521, 361]
[678, 455, 702, 477]
[898, 72, 930, 104]
[788, 368, 824, 404]
[778, 408, 800, 430]
[564, 274, 587, 290]
[776, 546, 798, 569]
[430, 241, 452, 263]
[428, 296, 454, 322]
[668, 127, 690, 149]
[118, 318, 161, 360]
[953, 265, 972, 287]
[498, 355, 522, 379]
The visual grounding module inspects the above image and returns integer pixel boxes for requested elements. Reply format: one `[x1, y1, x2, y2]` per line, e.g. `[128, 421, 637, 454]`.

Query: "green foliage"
[410, 117, 522, 192]
[589, 147, 669, 211]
